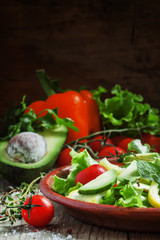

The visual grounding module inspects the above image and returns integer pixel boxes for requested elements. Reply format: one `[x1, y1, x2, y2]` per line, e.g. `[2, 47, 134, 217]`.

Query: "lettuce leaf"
[100, 180, 150, 208]
[128, 139, 150, 153]
[53, 149, 98, 196]
[92, 84, 160, 136]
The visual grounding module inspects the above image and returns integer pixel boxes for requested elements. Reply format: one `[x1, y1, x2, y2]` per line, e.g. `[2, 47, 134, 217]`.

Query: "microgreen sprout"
[0, 173, 45, 225]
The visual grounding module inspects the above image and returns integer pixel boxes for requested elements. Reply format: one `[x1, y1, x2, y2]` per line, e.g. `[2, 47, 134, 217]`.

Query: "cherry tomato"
[110, 135, 128, 146]
[89, 135, 113, 152]
[118, 137, 135, 151]
[141, 133, 160, 153]
[21, 195, 54, 227]
[112, 162, 124, 167]
[57, 147, 72, 166]
[78, 138, 88, 144]
[98, 146, 126, 157]
[75, 164, 107, 185]
[77, 148, 85, 152]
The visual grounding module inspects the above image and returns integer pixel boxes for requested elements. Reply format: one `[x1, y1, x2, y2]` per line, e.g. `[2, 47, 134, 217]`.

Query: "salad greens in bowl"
[40, 139, 160, 233]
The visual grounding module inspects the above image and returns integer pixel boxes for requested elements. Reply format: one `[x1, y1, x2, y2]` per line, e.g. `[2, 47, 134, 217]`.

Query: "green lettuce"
[53, 149, 98, 196]
[100, 180, 151, 208]
[92, 84, 160, 136]
[116, 181, 144, 208]
[128, 139, 150, 153]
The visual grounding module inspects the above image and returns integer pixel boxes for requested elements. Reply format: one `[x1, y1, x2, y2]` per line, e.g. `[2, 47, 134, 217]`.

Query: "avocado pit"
[7, 132, 47, 163]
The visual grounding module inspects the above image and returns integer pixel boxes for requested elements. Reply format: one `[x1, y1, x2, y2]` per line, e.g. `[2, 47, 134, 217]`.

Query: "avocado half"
[0, 125, 68, 184]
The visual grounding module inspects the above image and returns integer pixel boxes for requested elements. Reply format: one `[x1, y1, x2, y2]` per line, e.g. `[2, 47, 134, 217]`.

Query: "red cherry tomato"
[118, 138, 135, 151]
[141, 133, 160, 153]
[57, 147, 72, 166]
[98, 146, 126, 157]
[89, 135, 113, 152]
[21, 195, 54, 227]
[110, 135, 128, 146]
[78, 138, 88, 144]
[112, 162, 124, 167]
[77, 148, 85, 152]
[75, 164, 107, 185]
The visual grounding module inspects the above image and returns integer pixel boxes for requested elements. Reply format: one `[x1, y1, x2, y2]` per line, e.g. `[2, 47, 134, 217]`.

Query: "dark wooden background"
[1, 0, 160, 123]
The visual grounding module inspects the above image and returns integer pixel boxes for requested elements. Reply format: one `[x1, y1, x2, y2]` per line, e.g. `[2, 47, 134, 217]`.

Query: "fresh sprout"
[0, 173, 45, 225]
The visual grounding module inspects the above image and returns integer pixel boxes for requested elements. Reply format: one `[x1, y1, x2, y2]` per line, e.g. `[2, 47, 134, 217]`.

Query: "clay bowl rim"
[39, 165, 160, 214]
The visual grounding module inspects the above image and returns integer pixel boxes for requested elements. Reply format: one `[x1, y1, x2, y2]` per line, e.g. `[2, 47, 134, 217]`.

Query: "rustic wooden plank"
[0, 178, 128, 240]
[1, 178, 160, 239]
[129, 233, 160, 240]
[1, 0, 160, 238]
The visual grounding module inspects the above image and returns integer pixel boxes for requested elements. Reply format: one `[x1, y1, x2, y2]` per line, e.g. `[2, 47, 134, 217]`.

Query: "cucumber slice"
[133, 182, 150, 192]
[118, 160, 140, 181]
[78, 169, 117, 195]
[100, 158, 123, 175]
[124, 152, 160, 163]
[67, 189, 106, 204]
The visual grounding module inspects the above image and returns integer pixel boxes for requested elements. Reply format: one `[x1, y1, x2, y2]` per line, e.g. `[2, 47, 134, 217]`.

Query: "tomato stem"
[67, 126, 157, 146]
[6, 195, 42, 220]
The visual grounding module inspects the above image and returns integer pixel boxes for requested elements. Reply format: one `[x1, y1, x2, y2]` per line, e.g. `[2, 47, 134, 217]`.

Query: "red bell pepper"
[79, 90, 101, 134]
[25, 89, 101, 143]
[25, 100, 45, 115]
[44, 90, 89, 143]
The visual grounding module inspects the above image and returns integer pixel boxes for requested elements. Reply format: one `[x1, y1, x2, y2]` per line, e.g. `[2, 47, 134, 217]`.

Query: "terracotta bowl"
[40, 166, 160, 233]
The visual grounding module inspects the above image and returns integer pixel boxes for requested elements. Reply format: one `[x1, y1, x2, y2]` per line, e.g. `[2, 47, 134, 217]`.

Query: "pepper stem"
[36, 69, 55, 97]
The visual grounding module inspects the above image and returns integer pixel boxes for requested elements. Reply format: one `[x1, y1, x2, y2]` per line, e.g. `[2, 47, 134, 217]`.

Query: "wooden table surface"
[1, 0, 160, 239]
[1, 177, 160, 240]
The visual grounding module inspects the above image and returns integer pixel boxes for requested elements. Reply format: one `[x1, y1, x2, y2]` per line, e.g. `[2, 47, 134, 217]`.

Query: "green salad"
[53, 139, 160, 208]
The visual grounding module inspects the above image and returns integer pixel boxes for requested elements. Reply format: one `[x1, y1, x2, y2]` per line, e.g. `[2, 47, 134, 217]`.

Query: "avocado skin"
[0, 125, 68, 184]
[0, 162, 52, 184]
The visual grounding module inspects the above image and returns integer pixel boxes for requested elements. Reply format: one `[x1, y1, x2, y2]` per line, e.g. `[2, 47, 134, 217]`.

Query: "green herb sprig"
[0, 173, 45, 225]
[0, 96, 78, 141]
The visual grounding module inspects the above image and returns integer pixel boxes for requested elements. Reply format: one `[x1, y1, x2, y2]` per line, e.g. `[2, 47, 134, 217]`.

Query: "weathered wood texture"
[0, 0, 160, 122]
[0, 1, 160, 238]
[1, 178, 160, 240]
